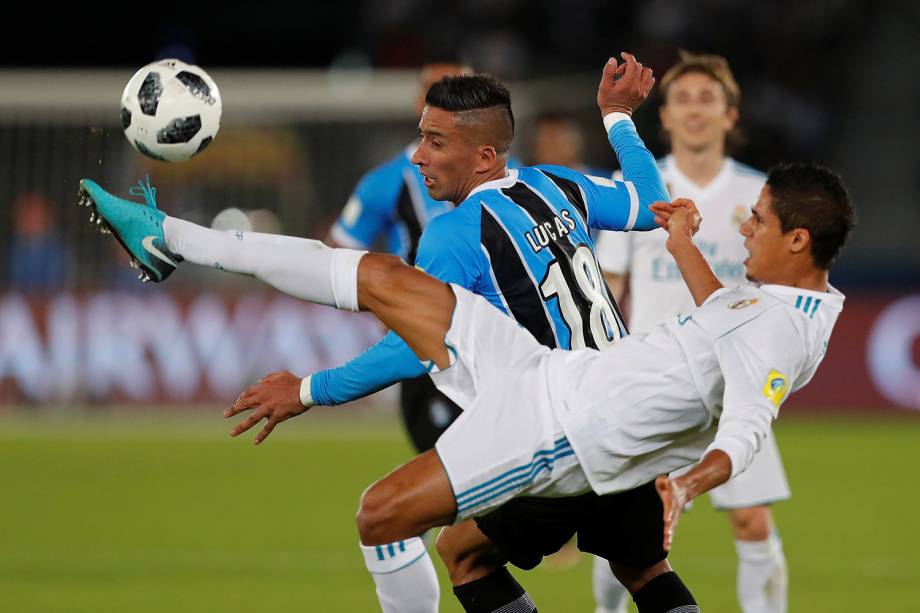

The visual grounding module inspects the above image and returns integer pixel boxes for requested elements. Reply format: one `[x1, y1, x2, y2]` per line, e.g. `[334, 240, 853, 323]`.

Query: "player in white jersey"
[596, 51, 791, 613]
[201, 160, 851, 613]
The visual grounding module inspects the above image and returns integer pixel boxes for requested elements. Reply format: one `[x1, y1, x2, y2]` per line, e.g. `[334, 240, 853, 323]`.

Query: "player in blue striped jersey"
[300, 57, 666, 613]
[325, 59, 475, 458]
[305, 102, 654, 408]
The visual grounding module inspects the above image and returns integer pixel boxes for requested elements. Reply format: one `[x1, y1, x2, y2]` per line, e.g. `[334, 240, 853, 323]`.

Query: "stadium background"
[1, 1, 918, 611]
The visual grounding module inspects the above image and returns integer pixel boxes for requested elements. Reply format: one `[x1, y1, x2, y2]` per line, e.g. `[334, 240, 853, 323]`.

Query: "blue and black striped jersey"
[312, 117, 669, 404]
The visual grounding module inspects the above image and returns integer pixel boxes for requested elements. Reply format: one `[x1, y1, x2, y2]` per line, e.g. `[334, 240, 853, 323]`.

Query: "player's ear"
[724, 105, 739, 132]
[477, 145, 498, 172]
[787, 227, 811, 256]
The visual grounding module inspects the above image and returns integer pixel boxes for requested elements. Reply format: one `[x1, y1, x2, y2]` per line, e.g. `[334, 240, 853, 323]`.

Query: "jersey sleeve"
[310, 210, 482, 406]
[329, 163, 401, 248]
[705, 308, 805, 478]
[413, 211, 482, 287]
[537, 118, 668, 233]
[310, 330, 428, 405]
[594, 229, 631, 274]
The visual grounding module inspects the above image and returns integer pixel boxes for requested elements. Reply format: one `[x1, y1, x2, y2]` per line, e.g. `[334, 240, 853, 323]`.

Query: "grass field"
[1, 408, 918, 612]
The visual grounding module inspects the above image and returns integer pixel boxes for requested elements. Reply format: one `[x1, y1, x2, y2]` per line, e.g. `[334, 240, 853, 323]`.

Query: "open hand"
[223, 370, 308, 444]
[655, 474, 689, 552]
[597, 52, 656, 116]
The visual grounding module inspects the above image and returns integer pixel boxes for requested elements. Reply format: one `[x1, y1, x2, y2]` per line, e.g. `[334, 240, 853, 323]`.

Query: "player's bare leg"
[436, 522, 543, 612]
[356, 449, 457, 544]
[436, 521, 506, 585]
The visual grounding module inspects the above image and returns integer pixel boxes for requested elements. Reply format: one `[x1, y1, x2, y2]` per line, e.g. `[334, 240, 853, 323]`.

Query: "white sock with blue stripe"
[360, 537, 439, 613]
[163, 217, 365, 311]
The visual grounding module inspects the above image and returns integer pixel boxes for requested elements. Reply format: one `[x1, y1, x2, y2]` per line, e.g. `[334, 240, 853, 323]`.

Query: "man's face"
[415, 64, 469, 117]
[740, 186, 789, 283]
[660, 72, 737, 152]
[411, 106, 481, 203]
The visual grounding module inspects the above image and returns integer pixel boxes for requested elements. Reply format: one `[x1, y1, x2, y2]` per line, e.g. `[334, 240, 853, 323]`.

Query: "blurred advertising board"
[0, 291, 381, 404]
[0, 291, 917, 410]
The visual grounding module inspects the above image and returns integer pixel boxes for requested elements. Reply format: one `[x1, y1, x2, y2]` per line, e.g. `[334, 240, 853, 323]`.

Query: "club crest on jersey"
[728, 298, 758, 310]
[525, 209, 577, 253]
[762, 369, 788, 407]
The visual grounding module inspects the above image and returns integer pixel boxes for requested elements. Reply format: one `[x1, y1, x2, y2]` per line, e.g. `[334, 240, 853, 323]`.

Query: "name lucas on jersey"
[524, 209, 577, 253]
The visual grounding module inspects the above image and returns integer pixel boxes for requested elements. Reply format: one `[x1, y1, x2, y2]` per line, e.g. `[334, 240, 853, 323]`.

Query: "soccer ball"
[121, 59, 221, 162]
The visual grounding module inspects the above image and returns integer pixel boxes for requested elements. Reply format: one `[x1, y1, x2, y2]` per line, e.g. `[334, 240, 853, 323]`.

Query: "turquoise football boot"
[78, 176, 182, 282]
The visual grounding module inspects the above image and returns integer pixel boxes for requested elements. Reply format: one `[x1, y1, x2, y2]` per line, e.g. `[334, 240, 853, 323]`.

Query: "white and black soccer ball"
[121, 59, 221, 162]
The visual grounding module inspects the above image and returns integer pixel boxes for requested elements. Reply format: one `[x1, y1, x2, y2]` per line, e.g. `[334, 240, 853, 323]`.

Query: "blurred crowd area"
[0, 0, 917, 408]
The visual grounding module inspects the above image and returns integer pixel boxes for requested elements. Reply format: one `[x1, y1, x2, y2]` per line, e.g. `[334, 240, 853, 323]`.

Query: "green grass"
[0, 410, 917, 612]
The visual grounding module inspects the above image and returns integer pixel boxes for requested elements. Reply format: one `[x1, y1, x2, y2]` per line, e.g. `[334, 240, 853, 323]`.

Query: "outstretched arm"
[225, 210, 479, 443]
[224, 253, 456, 443]
[651, 199, 722, 305]
[596, 52, 669, 231]
[656, 449, 732, 551]
[308, 331, 428, 405]
[542, 53, 668, 233]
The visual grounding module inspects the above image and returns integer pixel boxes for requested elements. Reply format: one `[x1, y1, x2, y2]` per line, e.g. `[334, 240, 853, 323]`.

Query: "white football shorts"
[708, 432, 791, 509]
[431, 285, 592, 522]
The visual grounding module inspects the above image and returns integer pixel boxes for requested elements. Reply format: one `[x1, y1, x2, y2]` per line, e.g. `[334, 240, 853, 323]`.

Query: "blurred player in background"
[325, 57, 473, 455]
[531, 111, 612, 178]
[596, 51, 790, 613]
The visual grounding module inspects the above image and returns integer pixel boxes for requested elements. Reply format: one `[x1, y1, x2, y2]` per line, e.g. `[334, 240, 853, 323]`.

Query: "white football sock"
[162, 217, 365, 311]
[592, 555, 630, 613]
[360, 538, 439, 613]
[735, 533, 788, 613]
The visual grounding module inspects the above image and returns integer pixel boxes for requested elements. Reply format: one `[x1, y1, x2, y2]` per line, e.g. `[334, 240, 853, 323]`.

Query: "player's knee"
[356, 481, 398, 546]
[728, 506, 772, 541]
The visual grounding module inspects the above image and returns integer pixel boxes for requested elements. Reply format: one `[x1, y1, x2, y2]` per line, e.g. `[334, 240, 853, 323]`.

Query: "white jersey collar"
[664, 154, 735, 200]
[467, 168, 519, 199]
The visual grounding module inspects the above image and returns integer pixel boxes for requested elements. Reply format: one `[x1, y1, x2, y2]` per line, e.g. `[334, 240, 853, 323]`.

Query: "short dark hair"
[425, 74, 514, 136]
[766, 162, 856, 270]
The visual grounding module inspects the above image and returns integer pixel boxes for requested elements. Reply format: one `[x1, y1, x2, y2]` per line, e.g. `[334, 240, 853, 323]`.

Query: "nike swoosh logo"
[141, 236, 178, 267]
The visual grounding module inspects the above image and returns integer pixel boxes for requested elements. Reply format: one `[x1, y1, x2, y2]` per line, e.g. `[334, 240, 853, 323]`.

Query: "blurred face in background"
[532, 118, 584, 167]
[660, 71, 738, 154]
[414, 63, 472, 117]
[13, 193, 53, 239]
